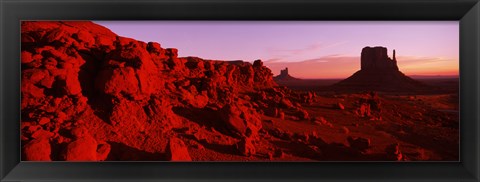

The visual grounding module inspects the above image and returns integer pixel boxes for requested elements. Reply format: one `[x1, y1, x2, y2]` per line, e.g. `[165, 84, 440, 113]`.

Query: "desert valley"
[20, 21, 459, 161]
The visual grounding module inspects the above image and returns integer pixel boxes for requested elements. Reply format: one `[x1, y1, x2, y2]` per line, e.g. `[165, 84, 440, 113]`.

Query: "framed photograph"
[1, 0, 479, 181]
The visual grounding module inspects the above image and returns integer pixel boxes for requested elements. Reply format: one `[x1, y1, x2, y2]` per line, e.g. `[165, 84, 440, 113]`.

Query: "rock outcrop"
[334, 46, 427, 92]
[167, 137, 192, 161]
[21, 21, 309, 161]
[360, 46, 398, 71]
[22, 138, 52, 161]
[273, 67, 300, 82]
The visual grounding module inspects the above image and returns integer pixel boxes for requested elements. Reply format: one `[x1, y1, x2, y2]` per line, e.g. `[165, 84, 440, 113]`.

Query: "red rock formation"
[167, 138, 192, 161]
[360, 46, 398, 71]
[273, 67, 300, 82]
[235, 136, 256, 156]
[334, 46, 427, 92]
[220, 101, 263, 138]
[63, 136, 98, 161]
[22, 138, 52, 161]
[62, 126, 109, 161]
[20, 21, 287, 161]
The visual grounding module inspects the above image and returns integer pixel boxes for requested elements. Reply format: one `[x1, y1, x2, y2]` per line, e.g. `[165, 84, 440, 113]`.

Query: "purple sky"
[95, 21, 459, 79]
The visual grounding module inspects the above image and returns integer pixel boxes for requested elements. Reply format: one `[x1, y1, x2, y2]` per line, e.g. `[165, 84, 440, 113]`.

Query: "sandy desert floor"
[181, 91, 459, 161]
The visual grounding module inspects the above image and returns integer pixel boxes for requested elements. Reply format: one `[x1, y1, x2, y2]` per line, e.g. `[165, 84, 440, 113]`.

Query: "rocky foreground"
[21, 21, 311, 161]
[20, 21, 458, 161]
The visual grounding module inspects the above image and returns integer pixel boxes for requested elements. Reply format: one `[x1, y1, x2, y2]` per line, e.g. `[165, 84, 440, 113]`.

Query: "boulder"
[109, 99, 148, 131]
[296, 109, 310, 120]
[63, 136, 98, 161]
[38, 117, 51, 125]
[21, 51, 33, 64]
[23, 139, 52, 161]
[280, 98, 294, 109]
[31, 129, 54, 139]
[96, 67, 139, 98]
[63, 127, 98, 161]
[236, 137, 256, 156]
[220, 103, 262, 138]
[167, 137, 192, 161]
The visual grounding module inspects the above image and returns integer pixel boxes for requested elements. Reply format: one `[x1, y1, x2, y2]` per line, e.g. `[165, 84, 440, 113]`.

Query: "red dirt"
[20, 21, 459, 161]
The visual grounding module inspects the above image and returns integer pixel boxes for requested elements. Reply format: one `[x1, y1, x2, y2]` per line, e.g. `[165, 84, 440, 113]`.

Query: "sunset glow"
[95, 21, 459, 79]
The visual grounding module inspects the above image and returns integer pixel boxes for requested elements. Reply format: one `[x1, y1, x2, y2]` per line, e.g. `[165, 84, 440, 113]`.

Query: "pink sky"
[95, 21, 459, 79]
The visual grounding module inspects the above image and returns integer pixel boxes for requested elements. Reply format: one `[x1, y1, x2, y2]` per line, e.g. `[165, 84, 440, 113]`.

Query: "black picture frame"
[1, 0, 479, 181]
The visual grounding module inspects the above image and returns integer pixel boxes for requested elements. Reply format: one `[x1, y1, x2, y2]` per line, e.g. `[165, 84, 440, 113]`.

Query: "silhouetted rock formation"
[274, 67, 300, 81]
[334, 46, 426, 91]
[361, 47, 398, 71]
[281, 67, 289, 76]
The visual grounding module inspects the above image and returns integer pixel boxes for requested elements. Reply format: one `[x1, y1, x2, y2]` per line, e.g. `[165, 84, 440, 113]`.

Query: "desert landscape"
[20, 21, 459, 161]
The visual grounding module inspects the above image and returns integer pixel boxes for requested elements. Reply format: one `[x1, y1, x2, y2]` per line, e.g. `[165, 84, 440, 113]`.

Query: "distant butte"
[274, 67, 300, 82]
[360, 46, 398, 71]
[334, 46, 427, 91]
